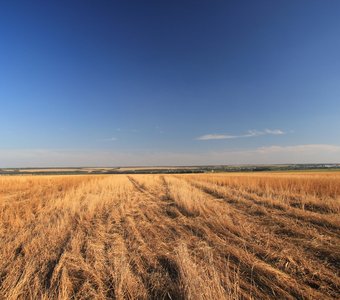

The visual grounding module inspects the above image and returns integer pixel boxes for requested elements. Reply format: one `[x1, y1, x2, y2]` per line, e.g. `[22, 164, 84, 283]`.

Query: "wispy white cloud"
[196, 134, 234, 140]
[263, 129, 285, 135]
[196, 129, 285, 140]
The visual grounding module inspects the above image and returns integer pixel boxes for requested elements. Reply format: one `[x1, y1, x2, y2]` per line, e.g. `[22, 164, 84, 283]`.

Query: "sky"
[1, 1, 340, 167]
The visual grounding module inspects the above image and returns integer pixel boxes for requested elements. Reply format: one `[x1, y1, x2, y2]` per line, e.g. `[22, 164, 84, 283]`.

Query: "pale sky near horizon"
[1, 1, 340, 167]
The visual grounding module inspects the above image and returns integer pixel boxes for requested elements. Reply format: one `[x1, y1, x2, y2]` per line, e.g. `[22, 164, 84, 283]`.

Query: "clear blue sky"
[1, 1, 340, 166]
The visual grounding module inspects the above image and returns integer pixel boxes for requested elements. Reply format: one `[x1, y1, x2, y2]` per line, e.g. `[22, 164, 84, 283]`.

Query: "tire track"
[179, 177, 340, 298]
[129, 176, 332, 299]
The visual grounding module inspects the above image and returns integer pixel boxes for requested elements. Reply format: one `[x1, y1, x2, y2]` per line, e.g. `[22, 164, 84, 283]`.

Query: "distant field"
[0, 166, 199, 175]
[1, 167, 118, 174]
[118, 166, 200, 171]
[0, 172, 339, 299]
[2, 165, 339, 175]
[19, 168, 83, 172]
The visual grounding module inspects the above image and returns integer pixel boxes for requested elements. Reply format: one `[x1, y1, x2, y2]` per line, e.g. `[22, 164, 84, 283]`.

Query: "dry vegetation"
[0, 172, 339, 299]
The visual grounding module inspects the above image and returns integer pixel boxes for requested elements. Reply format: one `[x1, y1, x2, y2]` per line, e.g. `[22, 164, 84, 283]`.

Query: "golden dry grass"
[0, 172, 339, 299]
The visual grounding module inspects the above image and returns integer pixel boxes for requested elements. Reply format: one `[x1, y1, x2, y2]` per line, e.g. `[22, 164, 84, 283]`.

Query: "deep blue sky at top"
[0, 1, 340, 165]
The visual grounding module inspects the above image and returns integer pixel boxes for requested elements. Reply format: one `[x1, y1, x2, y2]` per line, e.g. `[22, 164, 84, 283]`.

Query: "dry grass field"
[0, 172, 339, 299]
